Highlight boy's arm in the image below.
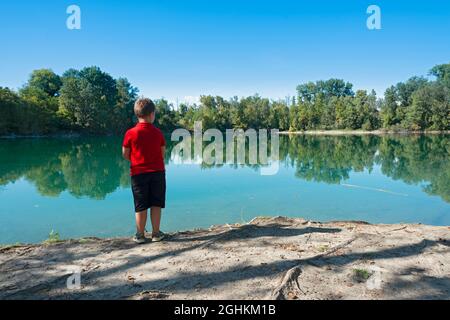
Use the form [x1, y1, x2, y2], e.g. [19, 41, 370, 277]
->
[160, 131, 166, 160]
[122, 147, 131, 161]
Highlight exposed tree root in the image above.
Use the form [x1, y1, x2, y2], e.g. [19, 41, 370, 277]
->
[269, 236, 358, 299]
[269, 265, 303, 300]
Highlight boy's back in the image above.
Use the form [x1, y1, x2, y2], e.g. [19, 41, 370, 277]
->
[123, 122, 166, 176]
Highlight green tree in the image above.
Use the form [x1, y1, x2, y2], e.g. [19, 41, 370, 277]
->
[380, 86, 399, 128]
[113, 78, 139, 132]
[59, 67, 118, 133]
[430, 63, 450, 88]
[396, 77, 428, 108]
[406, 83, 450, 130]
[27, 69, 62, 97]
[214, 96, 233, 130]
[154, 99, 178, 131]
[0, 87, 22, 134]
[296, 79, 354, 103]
[354, 90, 380, 131]
[269, 101, 290, 130]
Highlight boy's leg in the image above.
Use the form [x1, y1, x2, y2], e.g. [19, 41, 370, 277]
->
[149, 171, 166, 237]
[135, 210, 148, 235]
[150, 207, 161, 236]
[131, 173, 150, 236]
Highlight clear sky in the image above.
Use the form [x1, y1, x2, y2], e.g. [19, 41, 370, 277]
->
[1, 0, 449, 104]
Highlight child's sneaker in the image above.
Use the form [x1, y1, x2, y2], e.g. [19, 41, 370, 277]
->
[133, 232, 146, 244]
[152, 231, 166, 242]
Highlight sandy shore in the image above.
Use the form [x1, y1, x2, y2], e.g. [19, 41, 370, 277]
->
[0, 216, 449, 300]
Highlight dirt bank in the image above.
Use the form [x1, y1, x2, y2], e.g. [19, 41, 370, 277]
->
[0, 217, 449, 300]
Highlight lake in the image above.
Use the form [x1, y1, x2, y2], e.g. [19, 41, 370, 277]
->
[0, 134, 449, 244]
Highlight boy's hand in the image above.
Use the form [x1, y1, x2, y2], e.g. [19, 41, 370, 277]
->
[122, 147, 131, 161]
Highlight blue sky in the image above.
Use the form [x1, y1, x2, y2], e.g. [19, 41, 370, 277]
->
[1, 0, 449, 103]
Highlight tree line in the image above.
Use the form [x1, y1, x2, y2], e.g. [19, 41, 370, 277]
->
[0, 63, 449, 135]
[0, 67, 138, 135]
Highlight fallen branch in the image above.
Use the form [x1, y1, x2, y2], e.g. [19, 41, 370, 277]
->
[387, 226, 408, 233]
[321, 237, 358, 257]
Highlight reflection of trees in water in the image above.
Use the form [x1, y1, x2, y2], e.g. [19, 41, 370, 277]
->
[286, 135, 379, 184]
[285, 135, 450, 203]
[0, 138, 130, 200]
[0, 135, 449, 203]
[376, 135, 450, 203]
[59, 141, 130, 199]
[0, 139, 71, 196]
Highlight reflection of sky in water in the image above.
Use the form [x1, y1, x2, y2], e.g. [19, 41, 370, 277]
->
[0, 135, 449, 244]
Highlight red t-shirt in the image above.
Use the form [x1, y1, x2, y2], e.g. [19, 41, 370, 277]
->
[122, 122, 166, 176]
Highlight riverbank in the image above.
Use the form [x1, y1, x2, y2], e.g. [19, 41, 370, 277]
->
[0, 132, 82, 139]
[0, 216, 449, 300]
[2, 130, 450, 139]
[279, 130, 450, 136]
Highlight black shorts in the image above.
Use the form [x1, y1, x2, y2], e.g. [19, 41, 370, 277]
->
[131, 171, 166, 212]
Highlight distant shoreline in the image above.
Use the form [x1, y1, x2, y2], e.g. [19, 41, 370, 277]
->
[278, 130, 450, 136]
[0, 133, 84, 139]
[1, 130, 450, 139]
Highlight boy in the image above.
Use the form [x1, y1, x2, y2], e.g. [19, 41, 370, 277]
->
[122, 98, 166, 244]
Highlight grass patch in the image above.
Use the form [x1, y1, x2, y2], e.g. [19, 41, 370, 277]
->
[43, 230, 61, 244]
[317, 244, 329, 252]
[352, 268, 373, 282]
[78, 238, 94, 244]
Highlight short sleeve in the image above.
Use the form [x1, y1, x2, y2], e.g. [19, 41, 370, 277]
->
[123, 131, 131, 148]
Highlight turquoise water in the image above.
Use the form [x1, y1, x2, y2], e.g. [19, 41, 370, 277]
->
[0, 135, 449, 244]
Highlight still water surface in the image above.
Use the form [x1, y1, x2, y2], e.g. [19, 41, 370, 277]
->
[0, 134, 449, 244]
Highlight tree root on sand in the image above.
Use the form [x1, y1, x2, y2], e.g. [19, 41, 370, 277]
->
[269, 265, 303, 300]
[268, 236, 358, 300]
